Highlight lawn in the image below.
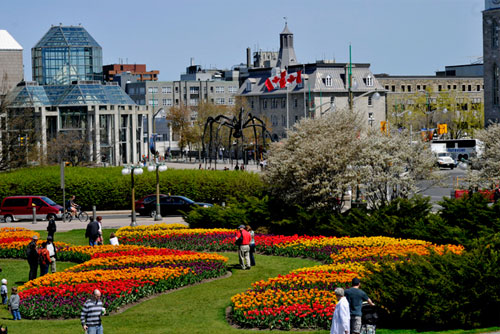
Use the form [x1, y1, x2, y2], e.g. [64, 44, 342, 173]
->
[0, 229, 498, 334]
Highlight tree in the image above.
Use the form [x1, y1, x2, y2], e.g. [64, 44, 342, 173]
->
[263, 108, 437, 212]
[467, 123, 500, 188]
[166, 104, 193, 154]
[0, 102, 39, 171]
[45, 131, 90, 166]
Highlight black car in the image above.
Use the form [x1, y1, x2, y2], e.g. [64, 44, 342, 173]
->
[139, 195, 213, 217]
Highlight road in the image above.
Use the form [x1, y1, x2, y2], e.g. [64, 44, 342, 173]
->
[419, 167, 466, 211]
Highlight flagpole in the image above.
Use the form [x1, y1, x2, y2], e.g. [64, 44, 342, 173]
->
[303, 64, 306, 118]
[286, 81, 289, 130]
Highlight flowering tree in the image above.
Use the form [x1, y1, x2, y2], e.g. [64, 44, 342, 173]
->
[264, 108, 437, 211]
[467, 124, 500, 188]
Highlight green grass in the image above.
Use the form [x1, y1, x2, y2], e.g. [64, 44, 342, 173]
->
[0, 229, 498, 334]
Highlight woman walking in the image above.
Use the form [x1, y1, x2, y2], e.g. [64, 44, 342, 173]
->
[245, 225, 256, 266]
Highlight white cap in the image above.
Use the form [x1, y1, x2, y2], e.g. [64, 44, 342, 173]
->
[1, 279, 6, 284]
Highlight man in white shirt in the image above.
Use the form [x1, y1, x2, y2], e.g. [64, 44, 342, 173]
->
[46, 236, 57, 273]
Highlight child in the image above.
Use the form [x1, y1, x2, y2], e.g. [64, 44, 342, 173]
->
[0, 279, 7, 305]
[0, 324, 7, 333]
[109, 232, 119, 246]
[8, 287, 20, 320]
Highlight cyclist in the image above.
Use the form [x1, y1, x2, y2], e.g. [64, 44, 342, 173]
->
[66, 195, 80, 218]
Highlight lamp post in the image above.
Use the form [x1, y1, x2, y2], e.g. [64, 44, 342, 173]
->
[122, 165, 144, 227]
[393, 110, 413, 144]
[147, 161, 167, 221]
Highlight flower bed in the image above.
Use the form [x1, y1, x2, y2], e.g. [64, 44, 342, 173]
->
[0, 227, 228, 319]
[117, 225, 464, 330]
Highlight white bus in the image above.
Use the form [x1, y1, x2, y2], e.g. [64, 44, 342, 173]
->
[431, 139, 483, 162]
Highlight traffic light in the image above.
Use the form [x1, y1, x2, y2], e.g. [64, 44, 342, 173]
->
[380, 121, 388, 134]
[437, 123, 448, 135]
[19, 136, 24, 146]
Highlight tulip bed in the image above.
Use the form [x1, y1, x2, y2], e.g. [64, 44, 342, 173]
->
[116, 224, 464, 330]
[0, 227, 228, 319]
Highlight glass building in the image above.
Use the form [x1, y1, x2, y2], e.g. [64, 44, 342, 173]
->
[32, 25, 103, 85]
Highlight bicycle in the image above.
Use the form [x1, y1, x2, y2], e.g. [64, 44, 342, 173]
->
[63, 207, 89, 222]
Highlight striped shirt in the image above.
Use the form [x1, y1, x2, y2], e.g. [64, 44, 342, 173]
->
[80, 298, 103, 327]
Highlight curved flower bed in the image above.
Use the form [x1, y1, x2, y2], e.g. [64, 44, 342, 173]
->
[117, 224, 464, 330]
[0, 227, 228, 319]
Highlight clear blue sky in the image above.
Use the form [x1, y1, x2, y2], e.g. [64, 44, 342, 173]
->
[1, 0, 484, 81]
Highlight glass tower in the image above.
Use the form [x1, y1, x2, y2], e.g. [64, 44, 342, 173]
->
[32, 25, 103, 85]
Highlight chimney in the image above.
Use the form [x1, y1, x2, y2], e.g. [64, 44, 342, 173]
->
[246, 47, 251, 68]
[190, 57, 195, 66]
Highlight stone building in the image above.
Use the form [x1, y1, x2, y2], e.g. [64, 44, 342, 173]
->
[483, 0, 500, 124]
[0, 30, 23, 97]
[238, 24, 385, 140]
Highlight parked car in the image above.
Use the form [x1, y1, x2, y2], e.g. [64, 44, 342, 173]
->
[0, 196, 63, 222]
[453, 189, 496, 202]
[138, 195, 213, 217]
[135, 194, 168, 213]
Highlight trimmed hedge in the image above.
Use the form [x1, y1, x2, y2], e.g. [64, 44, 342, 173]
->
[0, 166, 264, 210]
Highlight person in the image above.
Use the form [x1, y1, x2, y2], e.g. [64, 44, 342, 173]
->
[85, 217, 101, 247]
[46, 236, 57, 273]
[330, 287, 350, 334]
[1, 279, 7, 305]
[345, 278, 375, 334]
[8, 287, 20, 320]
[26, 235, 39, 280]
[81, 289, 105, 334]
[67, 195, 79, 217]
[96, 217, 103, 246]
[47, 217, 57, 240]
[109, 232, 119, 246]
[234, 163, 240, 171]
[235, 225, 251, 270]
[245, 225, 256, 266]
[0, 324, 7, 333]
[38, 241, 51, 276]
[240, 164, 245, 171]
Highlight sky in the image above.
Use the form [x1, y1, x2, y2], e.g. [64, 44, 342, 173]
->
[1, 0, 484, 81]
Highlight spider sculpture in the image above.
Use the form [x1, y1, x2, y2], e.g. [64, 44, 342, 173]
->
[202, 108, 273, 168]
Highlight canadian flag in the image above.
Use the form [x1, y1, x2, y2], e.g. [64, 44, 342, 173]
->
[265, 70, 302, 91]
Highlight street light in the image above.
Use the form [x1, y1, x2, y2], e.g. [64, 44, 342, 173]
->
[122, 165, 144, 227]
[393, 110, 413, 144]
[147, 161, 167, 221]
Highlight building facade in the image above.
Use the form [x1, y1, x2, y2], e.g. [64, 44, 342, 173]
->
[4, 81, 151, 166]
[32, 25, 103, 85]
[126, 64, 240, 155]
[238, 25, 385, 140]
[103, 64, 159, 83]
[483, 0, 500, 124]
[0, 30, 23, 97]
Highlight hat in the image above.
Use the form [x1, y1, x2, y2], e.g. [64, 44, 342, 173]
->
[352, 277, 360, 286]
[238, 225, 245, 229]
[1, 279, 6, 284]
[32, 235, 39, 240]
[46, 236, 53, 241]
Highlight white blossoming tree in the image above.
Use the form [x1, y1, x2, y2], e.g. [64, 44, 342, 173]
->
[263, 108, 437, 212]
[467, 123, 500, 188]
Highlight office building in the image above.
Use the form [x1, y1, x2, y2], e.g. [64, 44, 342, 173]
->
[0, 30, 23, 97]
[103, 64, 159, 83]
[483, 0, 500, 124]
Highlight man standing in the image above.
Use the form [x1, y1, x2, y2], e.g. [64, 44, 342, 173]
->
[330, 287, 350, 334]
[26, 235, 39, 280]
[235, 225, 251, 270]
[345, 278, 375, 334]
[81, 289, 105, 334]
[46, 236, 57, 273]
[85, 218, 100, 246]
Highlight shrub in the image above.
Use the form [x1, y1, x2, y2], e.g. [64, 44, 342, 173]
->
[0, 166, 264, 210]
[363, 234, 500, 330]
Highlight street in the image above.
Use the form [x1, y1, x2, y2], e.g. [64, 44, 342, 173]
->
[419, 167, 467, 211]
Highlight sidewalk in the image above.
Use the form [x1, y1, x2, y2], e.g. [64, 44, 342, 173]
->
[163, 160, 263, 172]
[1, 211, 186, 231]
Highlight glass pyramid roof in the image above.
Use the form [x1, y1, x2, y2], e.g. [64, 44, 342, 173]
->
[33, 26, 101, 48]
[6, 82, 135, 107]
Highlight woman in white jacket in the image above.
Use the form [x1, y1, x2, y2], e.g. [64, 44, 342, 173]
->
[331, 287, 350, 334]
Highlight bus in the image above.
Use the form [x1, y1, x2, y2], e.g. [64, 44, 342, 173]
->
[431, 139, 483, 162]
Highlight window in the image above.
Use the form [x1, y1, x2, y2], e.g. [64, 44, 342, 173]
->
[401, 85, 405, 92]
[365, 75, 373, 87]
[148, 87, 158, 94]
[263, 100, 268, 109]
[407, 85, 412, 92]
[423, 85, 427, 90]
[448, 85, 451, 90]
[325, 75, 333, 87]
[477, 85, 481, 91]
[175, 87, 179, 93]
[493, 20, 499, 49]
[281, 99, 286, 108]
[416, 85, 421, 91]
[215, 98, 225, 105]
[494, 64, 499, 106]
[391, 85, 395, 92]
[438, 85, 442, 91]
[129, 87, 136, 94]
[215, 86, 224, 93]
[468, 85, 472, 92]
[250, 100, 254, 109]
[368, 95, 373, 106]
[228, 98, 235, 105]
[163, 99, 173, 106]
[190, 98, 199, 106]
[228, 86, 237, 93]
[462, 85, 466, 91]
[190, 87, 199, 94]
[453, 85, 456, 90]
[162, 87, 172, 94]
[385, 85, 389, 90]
[246, 81, 252, 91]
[294, 98, 298, 108]
[148, 99, 158, 106]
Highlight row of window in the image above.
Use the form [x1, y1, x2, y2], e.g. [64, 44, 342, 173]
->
[385, 84, 483, 93]
[145, 86, 238, 94]
[146, 97, 235, 106]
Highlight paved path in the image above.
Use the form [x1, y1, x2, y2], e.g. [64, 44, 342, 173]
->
[1, 210, 187, 231]
[160, 160, 263, 172]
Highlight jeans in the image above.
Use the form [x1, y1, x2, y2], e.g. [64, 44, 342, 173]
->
[28, 261, 38, 280]
[89, 238, 97, 247]
[40, 263, 49, 276]
[11, 309, 21, 320]
[249, 243, 256, 266]
[1, 294, 7, 304]
[87, 325, 103, 334]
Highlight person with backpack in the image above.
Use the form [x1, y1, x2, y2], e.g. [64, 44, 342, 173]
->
[38, 242, 51, 276]
[26, 235, 39, 280]
[47, 217, 57, 240]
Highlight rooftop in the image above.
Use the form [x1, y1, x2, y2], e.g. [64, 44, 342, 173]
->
[0, 30, 23, 51]
[33, 25, 101, 49]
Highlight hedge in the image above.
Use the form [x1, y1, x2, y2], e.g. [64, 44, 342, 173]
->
[0, 166, 265, 210]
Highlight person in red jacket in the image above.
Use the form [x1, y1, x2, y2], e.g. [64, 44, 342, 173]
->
[38, 242, 51, 276]
[235, 225, 252, 270]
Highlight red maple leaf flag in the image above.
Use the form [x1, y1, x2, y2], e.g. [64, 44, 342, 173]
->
[286, 70, 302, 85]
[296, 70, 302, 84]
[279, 70, 287, 88]
[265, 72, 282, 91]
[265, 78, 275, 91]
